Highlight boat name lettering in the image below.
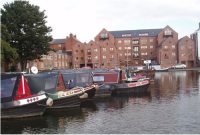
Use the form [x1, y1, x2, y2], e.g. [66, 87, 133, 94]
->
[128, 80, 149, 87]
[17, 95, 47, 106]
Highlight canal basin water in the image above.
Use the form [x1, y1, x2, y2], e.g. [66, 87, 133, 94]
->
[1, 70, 200, 134]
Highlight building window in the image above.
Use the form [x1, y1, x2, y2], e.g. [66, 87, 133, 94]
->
[132, 40, 139, 44]
[118, 40, 122, 44]
[133, 46, 139, 52]
[118, 47, 122, 50]
[149, 39, 154, 42]
[172, 53, 176, 56]
[172, 45, 175, 48]
[102, 48, 106, 52]
[100, 33, 108, 39]
[94, 63, 98, 68]
[94, 49, 98, 52]
[127, 47, 131, 50]
[110, 48, 114, 51]
[164, 29, 172, 36]
[164, 54, 169, 59]
[140, 39, 147, 44]
[133, 53, 139, 58]
[103, 55, 106, 59]
[150, 45, 153, 49]
[124, 40, 131, 45]
[94, 56, 98, 59]
[141, 46, 148, 49]
[164, 46, 168, 49]
[141, 52, 147, 55]
[87, 49, 91, 52]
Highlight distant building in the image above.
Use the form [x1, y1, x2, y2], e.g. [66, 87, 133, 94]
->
[191, 23, 200, 66]
[88, 25, 178, 69]
[177, 36, 195, 67]
[28, 25, 197, 70]
[28, 50, 71, 71]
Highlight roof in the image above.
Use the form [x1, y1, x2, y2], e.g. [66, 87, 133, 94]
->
[49, 39, 65, 44]
[109, 28, 162, 38]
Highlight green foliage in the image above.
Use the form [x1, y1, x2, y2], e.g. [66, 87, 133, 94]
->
[1, 24, 11, 42]
[1, 0, 52, 70]
[1, 40, 18, 64]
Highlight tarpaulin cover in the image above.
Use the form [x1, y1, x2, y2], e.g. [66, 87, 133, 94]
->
[1, 74, 19, 102]
[93, 72, 119, 84]
[62, 72, 93, 89]
[25, 72, 58, 94]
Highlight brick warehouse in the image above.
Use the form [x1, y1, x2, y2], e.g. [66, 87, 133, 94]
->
[29, 25, 196, 70]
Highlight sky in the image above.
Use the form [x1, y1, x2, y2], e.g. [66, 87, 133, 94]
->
[1, 0, 200, 42]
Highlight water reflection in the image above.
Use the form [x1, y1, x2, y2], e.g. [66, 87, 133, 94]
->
[1, 70, 200, 134]
[153, 71, 199, 101]
[1, 116, 48, 134]
[94, 92, 151, 111]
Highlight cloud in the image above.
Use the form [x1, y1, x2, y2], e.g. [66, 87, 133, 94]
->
[1, 0, 200, 42]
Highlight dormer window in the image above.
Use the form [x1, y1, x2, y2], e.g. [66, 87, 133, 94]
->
[100, 33, 108, 40]
[164, 29, 172, 36]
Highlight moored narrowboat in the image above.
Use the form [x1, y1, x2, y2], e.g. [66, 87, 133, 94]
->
[1, 73, 47, 119]
[60, 69, 98, 101]
[92, 69, 119, 97]
[25, 72, 85, 112]
[92, 68, 150, 96]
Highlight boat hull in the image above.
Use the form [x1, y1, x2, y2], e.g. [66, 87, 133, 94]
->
[111, 80, 150, 96]
[46, 94, 81, 111]
[84, 87, 96, 99]
[1, 95, 47, 119]
[95, 84, 113, 98]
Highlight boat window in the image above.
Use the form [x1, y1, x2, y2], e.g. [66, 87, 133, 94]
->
[76, 73, 91, 83]
[26, 73, 57, 94]
[1, 77, 17, 98]
[93, 76, 104, 82]
[45, 76, 57, 90]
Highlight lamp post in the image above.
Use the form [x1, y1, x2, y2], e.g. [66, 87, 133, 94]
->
[126, 45, 129, 69]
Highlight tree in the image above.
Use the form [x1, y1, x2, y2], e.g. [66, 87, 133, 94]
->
[1, 24, 19, 71]
[1, 40, 19, 67]
[1, 1, 52, 71]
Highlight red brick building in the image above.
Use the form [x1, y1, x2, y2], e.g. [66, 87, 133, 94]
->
[28, 25, 196, 70]
[177, 36, 195, 67]
[87, 26, 179, 69]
